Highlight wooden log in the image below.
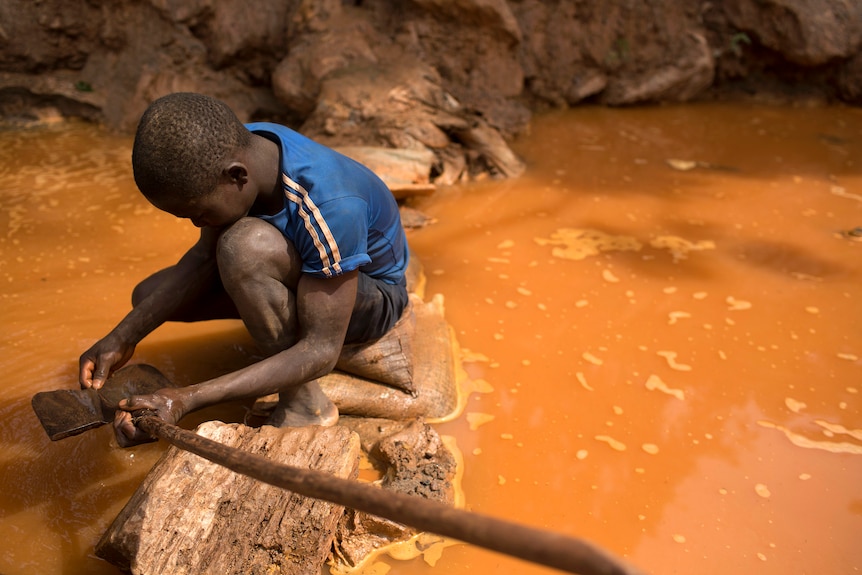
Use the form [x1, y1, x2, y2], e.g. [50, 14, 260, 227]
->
[96, 423, 361, 575]
[119, 417, 646, 575]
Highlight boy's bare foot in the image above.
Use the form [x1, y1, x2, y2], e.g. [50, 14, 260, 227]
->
[264, 381, 339, 428]
[265, 401, 339, 427]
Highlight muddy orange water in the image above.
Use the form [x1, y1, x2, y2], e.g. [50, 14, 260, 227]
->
[1, 103, 861, 575]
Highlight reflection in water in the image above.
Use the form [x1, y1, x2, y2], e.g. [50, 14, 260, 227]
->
[1, 104, 860, 575]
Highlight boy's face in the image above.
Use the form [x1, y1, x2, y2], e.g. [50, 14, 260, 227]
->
[152, 181, 251, 229]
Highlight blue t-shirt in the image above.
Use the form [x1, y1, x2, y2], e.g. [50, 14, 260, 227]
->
[246, 122, 408, 285]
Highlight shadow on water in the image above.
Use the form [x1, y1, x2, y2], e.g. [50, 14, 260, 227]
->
[0, 322, 263, 574]
[0, 324, 258, 478]
[728, 236, 853, 279]
[516, 103, 862, 182]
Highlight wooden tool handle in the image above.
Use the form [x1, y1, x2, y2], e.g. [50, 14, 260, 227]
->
[137, 416, 645, 575]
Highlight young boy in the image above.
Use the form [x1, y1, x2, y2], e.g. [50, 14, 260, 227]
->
[78, 93, 409, 447]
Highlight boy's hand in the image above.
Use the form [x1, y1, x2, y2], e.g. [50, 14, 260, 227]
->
[79, 333, 136, 390]
[113, 388, 186, 448]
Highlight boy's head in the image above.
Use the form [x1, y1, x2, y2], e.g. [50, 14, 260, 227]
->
[132, 93, 252, 204]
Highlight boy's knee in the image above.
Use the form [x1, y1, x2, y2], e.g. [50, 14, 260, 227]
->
[217, 217, 299, 281]
[217, 218, 268, 260]
[217, 218, 271, 264]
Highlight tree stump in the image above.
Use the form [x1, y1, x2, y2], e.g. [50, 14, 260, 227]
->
[96, 423, 361, 575]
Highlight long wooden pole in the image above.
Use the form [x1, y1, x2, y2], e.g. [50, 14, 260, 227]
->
[137, 416, 646, 575]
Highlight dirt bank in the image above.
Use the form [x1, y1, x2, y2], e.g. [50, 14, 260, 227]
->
[2, 0, 859, 183]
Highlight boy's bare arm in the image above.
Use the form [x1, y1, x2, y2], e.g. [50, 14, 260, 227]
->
[118, 270, 359, 423]
[79, 227, 222, 389]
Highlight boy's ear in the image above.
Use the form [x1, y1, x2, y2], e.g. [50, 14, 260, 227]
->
[224, 162, 249, 185]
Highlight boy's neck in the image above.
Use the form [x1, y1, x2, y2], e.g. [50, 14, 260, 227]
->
[248, 135, 284, 216]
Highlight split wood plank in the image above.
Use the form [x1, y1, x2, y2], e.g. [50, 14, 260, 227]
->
[96, 423, 361, 575]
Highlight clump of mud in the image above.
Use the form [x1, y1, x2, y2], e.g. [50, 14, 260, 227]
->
[331, 417, 459, 571]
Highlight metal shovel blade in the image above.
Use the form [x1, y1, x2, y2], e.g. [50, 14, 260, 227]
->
[31, 388, 108, 440]
[31, 364, 174, 441]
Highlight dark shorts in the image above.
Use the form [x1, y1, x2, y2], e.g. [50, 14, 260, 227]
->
[345, 273, 409, 344]
[152, 263, 407, 344]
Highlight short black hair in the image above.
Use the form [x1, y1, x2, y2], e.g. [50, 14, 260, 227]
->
[132, 93, 252, 202]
